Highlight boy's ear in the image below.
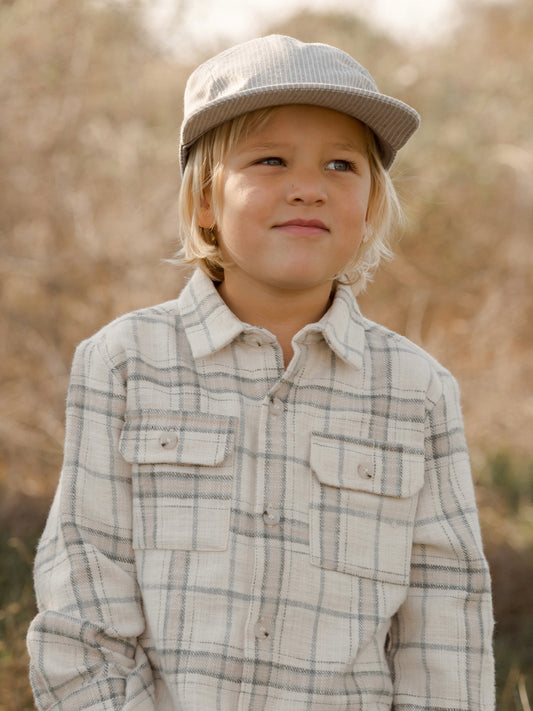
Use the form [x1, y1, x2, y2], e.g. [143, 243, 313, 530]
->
[197, 192, 215, 229]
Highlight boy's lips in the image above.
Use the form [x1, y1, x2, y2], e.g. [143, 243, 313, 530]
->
[275, 219, 329, 234]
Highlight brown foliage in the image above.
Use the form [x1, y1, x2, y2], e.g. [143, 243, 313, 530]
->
[0, 0, 191, 499]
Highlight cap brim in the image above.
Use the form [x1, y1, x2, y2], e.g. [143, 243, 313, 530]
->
[180, 85, 420, 172]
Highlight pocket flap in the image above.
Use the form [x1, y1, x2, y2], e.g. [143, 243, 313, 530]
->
[310, 434, 424, 498]
[119, 411, 235, 466]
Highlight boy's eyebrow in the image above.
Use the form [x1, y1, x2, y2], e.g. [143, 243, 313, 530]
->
[242, 140, 366, 154]
[330, 141, 367, 155]
[242, 141, 287, 152]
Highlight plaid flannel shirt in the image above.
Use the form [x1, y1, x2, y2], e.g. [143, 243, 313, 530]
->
[27, 269, 495, 710]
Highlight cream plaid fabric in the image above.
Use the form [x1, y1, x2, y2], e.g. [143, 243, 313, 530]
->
[27, 269, 495, 710]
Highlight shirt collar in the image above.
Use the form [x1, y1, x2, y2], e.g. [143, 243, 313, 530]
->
[300, 282, 365, 369]
[178, 270, 245, 359]
[178, 270, 365, 369]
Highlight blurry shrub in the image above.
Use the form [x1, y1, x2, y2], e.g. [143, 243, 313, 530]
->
[0, 485, 45, 710]
[0, 533, 37, 710]
[476, 450, 533, 710]
[0, 0, 191, 499]
[487, 536, 533, 710]
[481, 451, 533, 513]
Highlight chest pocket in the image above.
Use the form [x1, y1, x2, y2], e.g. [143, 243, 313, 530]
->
[309, 434, 424, 586]
[119, 412, 235, 551]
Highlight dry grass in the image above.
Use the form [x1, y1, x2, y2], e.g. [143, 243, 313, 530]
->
[1, 0, 532, 707]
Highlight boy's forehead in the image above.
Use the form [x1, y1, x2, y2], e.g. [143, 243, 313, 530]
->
[237, 105, 369, 148]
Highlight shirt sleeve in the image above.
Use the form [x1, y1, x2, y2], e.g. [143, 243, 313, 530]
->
[388, 369, 495, 710]
[26, 336, 156, 711]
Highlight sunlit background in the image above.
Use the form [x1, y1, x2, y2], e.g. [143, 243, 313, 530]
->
[145, 0, 461, 55]
[1, 0, 532, 707]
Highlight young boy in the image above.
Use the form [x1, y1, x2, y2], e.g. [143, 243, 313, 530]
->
[27, 35, 495, 710]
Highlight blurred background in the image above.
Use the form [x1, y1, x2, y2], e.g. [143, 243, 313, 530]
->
[0, 0, 532, 707]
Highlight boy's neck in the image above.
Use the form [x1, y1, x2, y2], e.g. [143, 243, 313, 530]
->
[217, 278, 335, 366]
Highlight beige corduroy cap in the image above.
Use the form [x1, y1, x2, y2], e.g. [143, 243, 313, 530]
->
[179, 34, 420, 173]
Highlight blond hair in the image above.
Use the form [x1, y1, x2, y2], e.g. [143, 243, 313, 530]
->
[175, 107, 404, 294]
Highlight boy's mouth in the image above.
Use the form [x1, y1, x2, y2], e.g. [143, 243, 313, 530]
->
[275, 219, 329, 234]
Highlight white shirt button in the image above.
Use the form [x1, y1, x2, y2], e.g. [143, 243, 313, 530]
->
[269, 397, 284, 416]
[357, 463, 372, 479]
[263, 508, 280, 527]
[242, 333, 262, 347]
[159, 433, 178, 449]
[254, 618, 271, 640]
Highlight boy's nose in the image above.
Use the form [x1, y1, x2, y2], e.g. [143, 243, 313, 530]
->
[286, 170, 327, 205]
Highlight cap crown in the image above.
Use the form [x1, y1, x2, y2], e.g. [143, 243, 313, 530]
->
[180, 35, 420, 172]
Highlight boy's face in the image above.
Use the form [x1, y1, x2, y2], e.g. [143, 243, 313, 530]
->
[199, 104, 372, 307]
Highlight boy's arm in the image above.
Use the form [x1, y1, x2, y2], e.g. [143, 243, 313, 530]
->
[388, 371, 495, 711]
[27, 336, 156, 711]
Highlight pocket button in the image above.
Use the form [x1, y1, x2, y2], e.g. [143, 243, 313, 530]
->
[254, 618, 271, 640]
[358, 463, 373, 479]
[159, 433, 178, 449]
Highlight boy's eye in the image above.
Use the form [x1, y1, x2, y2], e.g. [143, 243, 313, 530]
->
[326, 159, 355, 172]
[259, 157, 284, 166]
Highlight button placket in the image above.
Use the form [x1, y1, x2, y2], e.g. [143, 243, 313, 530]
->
[245, 383, 289, 668]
